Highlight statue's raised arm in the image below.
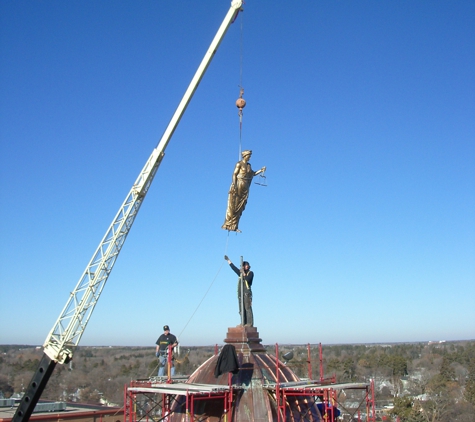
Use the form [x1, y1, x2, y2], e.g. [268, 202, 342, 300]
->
[254, 166, 266, 176]
[221, 150, 266, 233]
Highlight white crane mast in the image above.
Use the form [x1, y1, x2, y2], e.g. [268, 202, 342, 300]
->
[44, 0, 243, 364]
[13, 2, 243, 421]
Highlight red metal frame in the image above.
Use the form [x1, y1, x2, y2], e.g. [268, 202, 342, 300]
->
[368, 379, 376, 422]
[124, 375, 234, 422]
[124, 343, 376, 422]
[307, 343, 313, 380]
[274, 344, 285, 422]
[166, 346, 171, 382]
[272, 343, 375, 422]
[319, 343, 324, 382]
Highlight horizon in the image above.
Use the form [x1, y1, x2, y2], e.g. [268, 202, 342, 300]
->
[2, 338, 474, 349]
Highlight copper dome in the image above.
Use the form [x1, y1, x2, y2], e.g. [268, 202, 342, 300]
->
[169, 326, 322, 422]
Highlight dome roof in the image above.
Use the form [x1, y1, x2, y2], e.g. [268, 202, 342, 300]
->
[169, 326, 322, 422]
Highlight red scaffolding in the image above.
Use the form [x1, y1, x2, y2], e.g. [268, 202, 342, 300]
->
[124, 343, 376, 422]
[125, 379, 235, 422]
[272, 344, 376, 422]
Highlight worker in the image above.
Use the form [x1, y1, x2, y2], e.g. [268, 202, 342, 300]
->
[155, 325, 178, 376]
[317, 402, 340, 421]
[224, 255, 254, 327]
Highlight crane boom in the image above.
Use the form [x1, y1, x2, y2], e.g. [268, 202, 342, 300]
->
[12, 2, 243, 421]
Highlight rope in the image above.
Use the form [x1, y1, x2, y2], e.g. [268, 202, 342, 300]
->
[148, 363, 159, 378]
[148, 236, 230, 378]
[176, 234, 230, 341]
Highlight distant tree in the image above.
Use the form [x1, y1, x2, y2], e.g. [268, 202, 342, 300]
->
[464, 357, 475, 405]
[389, 355, 408, 397]
[426, 355, 459, 400]
[438, 355, 456, 383]
[422, 367, 461, 422]
[326, 357, 341, 374]
[408, 405, 426, 422]
[43, 365, 66, 401]
[0, 374, 14, 398]
[417, 393, 453, 422]
[453, 362, 468, 386]
[451, 401, 475, 422]
[119, 364, 132, 376]
[391, 396, 413, 421]
[80, 349, 94, 358]
[341, 357, 356, 381]
[79, 386, 101, 404]
[390, 355, 408, 377]
[12, 369, 35, 394]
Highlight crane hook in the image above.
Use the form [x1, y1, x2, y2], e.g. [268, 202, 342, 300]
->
[236, 87, 246, 117]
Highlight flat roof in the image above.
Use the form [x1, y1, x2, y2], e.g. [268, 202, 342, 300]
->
[0, 402, 122, 422]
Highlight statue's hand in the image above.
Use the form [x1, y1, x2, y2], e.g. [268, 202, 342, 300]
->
[224, 255, 229, 261]
[262, 166, 266, 172]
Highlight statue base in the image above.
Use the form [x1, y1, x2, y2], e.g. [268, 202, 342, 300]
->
[224, 325, 266, 355]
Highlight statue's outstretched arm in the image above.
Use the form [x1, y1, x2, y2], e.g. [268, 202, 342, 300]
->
[254, 166, 266, 176]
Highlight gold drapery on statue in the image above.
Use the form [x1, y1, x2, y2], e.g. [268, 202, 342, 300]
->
[221, 150, 266, 232]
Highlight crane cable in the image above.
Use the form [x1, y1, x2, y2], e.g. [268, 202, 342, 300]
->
[235, 13, 265, 187]
[166, 17, 246, 352]
[236, 10, 245, 159]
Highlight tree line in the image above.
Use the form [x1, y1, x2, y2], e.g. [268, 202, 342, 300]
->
[1, 341, 474, 421]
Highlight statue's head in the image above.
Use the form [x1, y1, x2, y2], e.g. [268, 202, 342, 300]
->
[241, 150, 252, 158]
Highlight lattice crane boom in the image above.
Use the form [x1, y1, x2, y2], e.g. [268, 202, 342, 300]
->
[13, 2, 243, 421]
[42, 149, 164, 365]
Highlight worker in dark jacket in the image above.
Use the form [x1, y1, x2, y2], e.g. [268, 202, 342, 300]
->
[224, 255, 254, 327]
[155, 325, 178, 376]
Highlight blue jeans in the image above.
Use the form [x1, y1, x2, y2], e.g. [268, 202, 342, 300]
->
[158, 354, 175, 376]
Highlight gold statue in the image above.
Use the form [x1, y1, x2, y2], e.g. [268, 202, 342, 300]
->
[221, 150, 266, 232]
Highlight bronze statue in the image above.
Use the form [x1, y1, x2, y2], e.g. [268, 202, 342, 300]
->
[221, 150, 266, 232]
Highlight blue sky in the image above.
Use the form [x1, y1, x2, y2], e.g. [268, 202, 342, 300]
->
[1, 0, 474, 348]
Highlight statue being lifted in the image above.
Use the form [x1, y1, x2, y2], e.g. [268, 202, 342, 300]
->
[221, 150, 266, 232]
